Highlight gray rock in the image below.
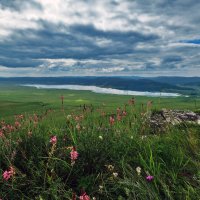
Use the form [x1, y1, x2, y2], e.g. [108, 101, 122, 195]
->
[148, 109, 200, 133]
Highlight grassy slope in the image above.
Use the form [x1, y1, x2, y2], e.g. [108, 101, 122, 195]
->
[0, 85, 199, 119]
[0, 85, 200, 199]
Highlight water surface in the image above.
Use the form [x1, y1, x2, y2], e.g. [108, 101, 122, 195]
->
[22, 84, 181, 97]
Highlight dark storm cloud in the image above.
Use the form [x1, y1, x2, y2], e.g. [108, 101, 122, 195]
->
[0, 22, 159, 68]
[70, 24, 159, 43]
[162, 55, 183, 64]
[0, 56, 43, 68]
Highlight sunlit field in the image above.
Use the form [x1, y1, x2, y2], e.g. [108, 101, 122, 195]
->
[0, 85, 199, 119]
[0, 86, 200, 199]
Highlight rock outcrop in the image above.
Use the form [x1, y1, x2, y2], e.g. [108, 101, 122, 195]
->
[148, 109, 200, 133]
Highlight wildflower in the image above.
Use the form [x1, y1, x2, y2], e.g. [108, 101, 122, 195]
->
[105, 164, 114, 171]
[113, 172, 118, 178]
[76, 123, 81, 131]
[122, 111, 127, 116]
[79, 192, 90, 200]
[109, 116, 115, 126]
[117, 114, 122, 121]
[146, 175, 154, 181]
[136, 166, 141, 176]
[3, 166, 15, 181]
[70, 147, 79, 165]
[33, 114, 38, 123]
[50, 136, 57, 145]
[99, 135, 103, 140]
[6, 124, 14, 132]
[67, 115, 72, 120]
[0, 130, 3, 137]
[15, 114, 24, 121]
[75, 116, 80, 121]
[19, 114, 24, 119]
[3, 170, 11, 181]
[141, 135, 147, 140]
[99, 185, 103, 193]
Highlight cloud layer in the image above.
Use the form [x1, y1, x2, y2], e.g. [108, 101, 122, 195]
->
[0, 0, 200, 77]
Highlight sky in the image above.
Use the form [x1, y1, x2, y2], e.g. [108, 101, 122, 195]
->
[0, 0, 200, 77]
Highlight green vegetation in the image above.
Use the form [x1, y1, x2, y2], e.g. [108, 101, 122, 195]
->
[0, 85, 199, 119]
[0, 85, 200, 199]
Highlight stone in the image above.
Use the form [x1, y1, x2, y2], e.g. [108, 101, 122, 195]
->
[148, 109, 200, 133]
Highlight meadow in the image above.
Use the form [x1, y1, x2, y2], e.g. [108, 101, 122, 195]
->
[0, 85, 200, 199]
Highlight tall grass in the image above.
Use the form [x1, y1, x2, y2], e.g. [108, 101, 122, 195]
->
[0, 101, 200, 199]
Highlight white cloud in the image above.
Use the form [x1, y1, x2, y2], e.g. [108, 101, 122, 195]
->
[0, 5, 41, 39]
[101, 67, 124, 73]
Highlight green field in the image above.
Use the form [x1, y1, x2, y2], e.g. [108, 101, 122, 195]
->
[0, 85, 199, 119]
[0, 85, 200, 199]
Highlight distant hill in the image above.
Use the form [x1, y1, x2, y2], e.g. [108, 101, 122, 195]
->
[0, 76, 197, 94]
[149, 76, 200, 85]
[183, 81, 200, 87]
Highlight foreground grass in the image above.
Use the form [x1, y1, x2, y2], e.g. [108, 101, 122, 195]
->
[0, 93, 200, 199]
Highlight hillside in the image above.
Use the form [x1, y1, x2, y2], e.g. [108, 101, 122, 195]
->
[0, 86, 200, 199]
[0, 76, 196, 94]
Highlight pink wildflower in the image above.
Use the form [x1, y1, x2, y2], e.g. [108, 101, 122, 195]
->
[0, 130, 3, 137]
[146, 175, 154, 181]
[109, 116, 115, 126]
[117, 114, 122, 121]
[75, 116, 80, 121]
[33, 114, 39, 124]
[19, 114, 24, 119]
[3, 170, 11, 181]
[80, 192, 90, 200]
[15, 121, 21, 128]
[122, 111, 127, 116]
[70, 147, 79, 161]
[50, 136, 57, 145]
[6, 124, 14, 132]
[3, 166, 15, 181]
[15, 114, 24, 121]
